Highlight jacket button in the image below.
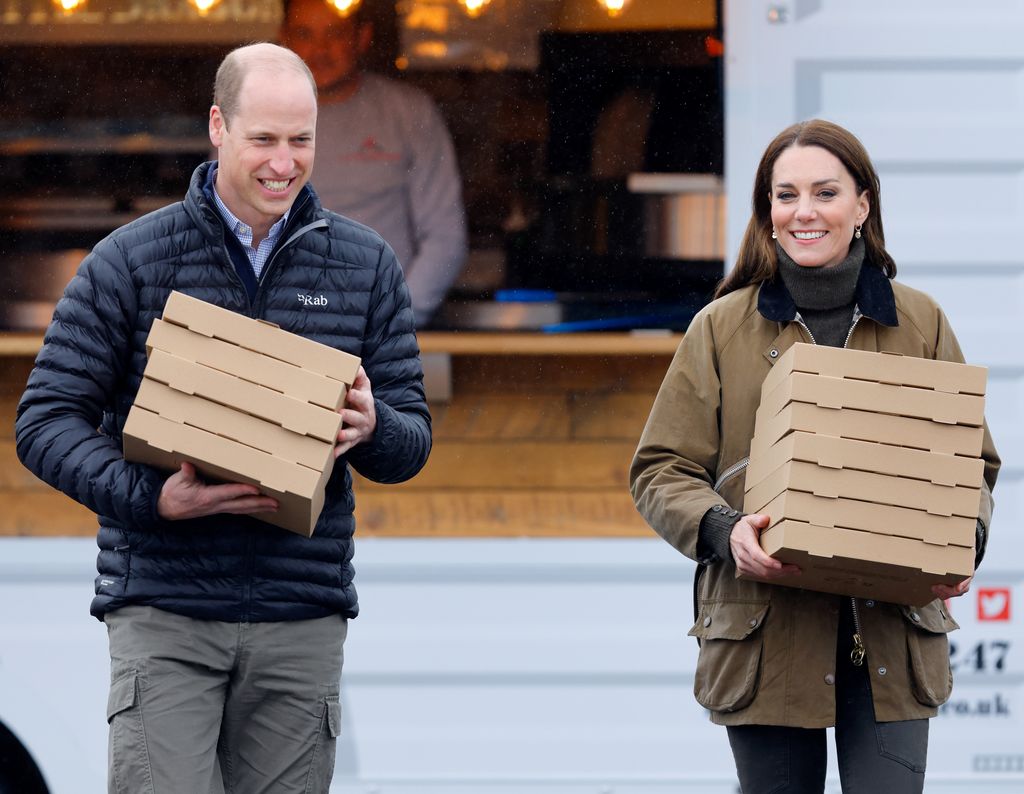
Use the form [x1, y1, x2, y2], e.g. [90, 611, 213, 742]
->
[824, 673, 835, 686]
[748, 618, 758, 628]
[877, 667, 887, 676]
[769, 348, 779, 358]
[910, 612, 921, 623]
[865, 600, 875, 608]
[703, 616, 712, 627]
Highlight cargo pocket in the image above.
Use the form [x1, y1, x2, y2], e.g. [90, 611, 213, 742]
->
[305, 695, 341, 794]
[106, 668, 151, 794]
[902, 603, 958, 707]
[106, 668, 139, 725]
[689, 600, 770, 713]
[324, 695, 342, 739]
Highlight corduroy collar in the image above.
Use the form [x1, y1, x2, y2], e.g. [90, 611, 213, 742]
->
[757, 263, 899, 327]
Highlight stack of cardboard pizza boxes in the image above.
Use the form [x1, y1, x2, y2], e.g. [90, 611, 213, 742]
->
[123, 291, 360, 537]
[741, 343, 987, 605]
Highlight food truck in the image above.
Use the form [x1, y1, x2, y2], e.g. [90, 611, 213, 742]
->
[1, 1, 1020, 791]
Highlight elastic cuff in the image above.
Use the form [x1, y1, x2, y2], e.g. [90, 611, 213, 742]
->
[697, 504, 743, 564]
[974, 518, 987, 569]
[132, 468, 171, 531]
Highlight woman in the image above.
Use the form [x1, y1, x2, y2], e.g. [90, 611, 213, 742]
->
[629, 119, 999, 793]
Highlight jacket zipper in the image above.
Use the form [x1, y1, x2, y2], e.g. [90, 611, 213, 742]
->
[793, 312, 817, 345]
[245, 215, 327, 617]
[843, 308, 864, 349]
[242, 533, 254, 623]
[209, 215, 254, 309]
[843, 308, 865, 664]
[251, 191, 327, 312]
[850, 600, 867, 666]
[713, 457, 749, 493]
[795, 307, 866, 665]
[210, 198, 325, 618]
[256, 219, 327, 292]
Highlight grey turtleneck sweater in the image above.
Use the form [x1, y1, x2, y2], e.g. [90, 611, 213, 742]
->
[696, 239, 865, 563]
[777, 237, 864, 347]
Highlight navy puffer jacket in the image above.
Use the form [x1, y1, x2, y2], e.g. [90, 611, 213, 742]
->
[15, 162, 431, 623]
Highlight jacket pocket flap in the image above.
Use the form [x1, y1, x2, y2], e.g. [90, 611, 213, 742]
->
[900, 603, 959, 634]
[106, 672, 138, 723]
[902, 602, 957, 707]
[689, 601, 770, 641]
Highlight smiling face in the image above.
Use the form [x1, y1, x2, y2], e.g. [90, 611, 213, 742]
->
[769, 144, 870, 268]
[209, 66, 317, 240]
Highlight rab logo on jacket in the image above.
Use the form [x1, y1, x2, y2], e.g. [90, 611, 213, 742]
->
[977, 587, 1011, 621]
[297, 293, 328, 307]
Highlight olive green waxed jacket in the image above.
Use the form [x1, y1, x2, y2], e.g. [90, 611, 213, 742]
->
[630, 266, 1000, 728]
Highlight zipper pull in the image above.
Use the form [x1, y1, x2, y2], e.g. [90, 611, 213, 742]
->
[850, 633, 866, 667]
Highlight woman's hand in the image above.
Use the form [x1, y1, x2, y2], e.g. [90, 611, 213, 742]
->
[932, 577, 972, 600]
[730, 513, 801, 579]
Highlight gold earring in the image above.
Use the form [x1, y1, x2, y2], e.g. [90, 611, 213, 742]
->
[855, 224, 862, 239]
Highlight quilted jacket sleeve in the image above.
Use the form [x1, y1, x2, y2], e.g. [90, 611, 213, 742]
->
[15, 235, 168, 531]
[345, 241, 432, 483]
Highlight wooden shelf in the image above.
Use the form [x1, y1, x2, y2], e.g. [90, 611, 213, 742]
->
[1, 331, 682, 358]
[0, 135, 211, 156]
[0, 334, 43, 357]
[0, 19, 277, 46]
[417, 331, 682, 356]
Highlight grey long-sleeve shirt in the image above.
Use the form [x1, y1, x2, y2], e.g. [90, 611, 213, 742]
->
[311, 73, 468, 326]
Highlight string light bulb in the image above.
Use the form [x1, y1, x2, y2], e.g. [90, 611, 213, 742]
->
[596, 0, 631, 17]
[187, 0, 222, 15]
[326, 0, 362, 16]
[52, 0, 86, 13]
[458, 0, 493, 18]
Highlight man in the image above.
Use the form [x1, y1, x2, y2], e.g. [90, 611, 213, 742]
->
[15, 43, 431, 793]
[282, 0, 468, 326]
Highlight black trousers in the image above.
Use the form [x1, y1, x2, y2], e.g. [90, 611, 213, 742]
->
[726, 602, 929, 794]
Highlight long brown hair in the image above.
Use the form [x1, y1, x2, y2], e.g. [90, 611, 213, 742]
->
[715, 119, 896, 299]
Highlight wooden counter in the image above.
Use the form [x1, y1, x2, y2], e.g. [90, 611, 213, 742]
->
[417, 331, 682, 356]
[0, 332, 681, 537]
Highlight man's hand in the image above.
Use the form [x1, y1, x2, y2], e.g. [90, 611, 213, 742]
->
[932, 576, 972, 600]
[730, 513, 801, 580]
[157, 461, 278, 521]
[335, 366, 377, 458]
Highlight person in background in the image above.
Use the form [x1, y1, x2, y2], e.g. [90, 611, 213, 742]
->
[282, 0, 468, 327]
[16, 43, 431, 793]
[630, 119, 999, 793]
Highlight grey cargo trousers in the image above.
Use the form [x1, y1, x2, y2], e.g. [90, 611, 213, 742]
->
[105, 605, 347, 794]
